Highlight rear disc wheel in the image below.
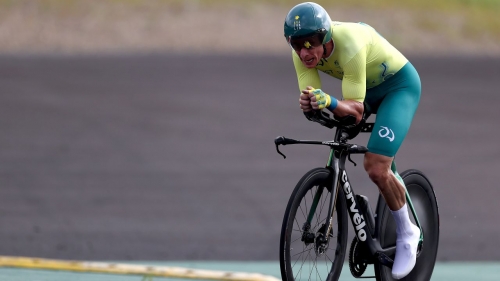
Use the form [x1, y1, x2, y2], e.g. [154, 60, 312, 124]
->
[375, 169, 440, 281]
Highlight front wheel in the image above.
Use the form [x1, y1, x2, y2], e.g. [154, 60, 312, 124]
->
[279, 168, 349, 281]
[374, 169, 440, 281]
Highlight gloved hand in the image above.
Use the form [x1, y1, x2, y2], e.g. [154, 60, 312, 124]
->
[307, 87, 332, 110]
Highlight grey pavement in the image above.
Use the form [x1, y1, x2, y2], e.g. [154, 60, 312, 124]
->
[0, 54, 499, 262]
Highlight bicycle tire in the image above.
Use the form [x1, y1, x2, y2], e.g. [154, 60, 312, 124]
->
[280, 168, 349, 281]
[374, 169, 440, 281]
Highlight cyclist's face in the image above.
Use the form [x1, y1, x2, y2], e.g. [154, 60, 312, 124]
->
[288, 35, 324, 68]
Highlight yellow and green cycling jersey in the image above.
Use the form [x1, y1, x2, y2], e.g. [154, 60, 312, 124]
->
[292, 21, 408, 102]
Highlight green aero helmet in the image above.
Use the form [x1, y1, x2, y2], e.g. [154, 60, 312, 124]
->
[284, 2, 332, 45]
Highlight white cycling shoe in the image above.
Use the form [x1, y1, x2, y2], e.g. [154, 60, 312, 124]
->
[392, 223, 420, 279]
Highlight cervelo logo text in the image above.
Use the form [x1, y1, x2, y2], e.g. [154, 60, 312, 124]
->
[341, 171, 367, 241]
[378, 126, 395, 142]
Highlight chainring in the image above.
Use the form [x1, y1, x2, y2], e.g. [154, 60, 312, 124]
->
[348, 237, 368, 278]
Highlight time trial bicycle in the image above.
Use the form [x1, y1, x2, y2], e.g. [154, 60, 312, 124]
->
[275, 110, 439, 281]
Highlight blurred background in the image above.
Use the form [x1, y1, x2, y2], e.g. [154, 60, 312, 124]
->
[1, 0, 500, 56]
[0, 0, 499, 269]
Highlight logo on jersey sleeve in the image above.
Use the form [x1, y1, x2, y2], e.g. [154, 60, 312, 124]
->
[378, 126, 395, 142]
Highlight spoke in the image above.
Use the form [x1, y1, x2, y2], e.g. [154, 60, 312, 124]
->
[308, 186, 316, 230]
[294, 217, 303, 234]
[293, 243, 321, 281]
[290, 183, 341, 281]
[307, 254, 319, 281]
[313, 186, 326, 228]
[311, 216, 328, 231]
[307, 186, 314, 211]
[315, 257, 324, 281]
[304, 190, 309, 223]
[291, 235, 302, 244]
[304, 251, 315, 281]
[291, 245, 314, 257]
[324, 255, 330, 276]
[298, 204, 307, 223]
[292, 239, 312, 269]
[293, 246, 313, 281]
[292, 225, 304, 234]
[325, 251, 334, 264]
[313, 189, 330, 230]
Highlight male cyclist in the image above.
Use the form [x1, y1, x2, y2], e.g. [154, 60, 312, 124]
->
[284, 2, 421, 279]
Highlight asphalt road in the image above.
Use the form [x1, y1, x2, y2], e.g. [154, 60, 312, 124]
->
[0, 54, 499, 262]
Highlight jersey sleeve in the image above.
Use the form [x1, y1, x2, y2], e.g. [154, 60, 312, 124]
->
[292, 52, 322, 94]
[341, 46, 367, 102]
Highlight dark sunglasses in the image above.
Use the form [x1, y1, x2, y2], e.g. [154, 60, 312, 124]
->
[287, 33, 325, 52]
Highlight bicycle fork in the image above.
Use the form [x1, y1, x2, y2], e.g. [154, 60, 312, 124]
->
[300, 159, 340, 255]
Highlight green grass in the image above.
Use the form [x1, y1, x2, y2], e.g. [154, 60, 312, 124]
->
[168, 0, 500, 41]
[3, 0, 498, 10]
[165, 0, 500, 10]
[1, 0, 499, 41]
[2, 0, 499, 14]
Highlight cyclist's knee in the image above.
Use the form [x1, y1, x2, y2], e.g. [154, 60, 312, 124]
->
[364, 152, 393, 187]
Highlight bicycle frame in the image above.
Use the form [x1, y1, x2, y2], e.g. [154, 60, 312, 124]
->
[275, 130, 424, 268]
[327, 144, 397, 265]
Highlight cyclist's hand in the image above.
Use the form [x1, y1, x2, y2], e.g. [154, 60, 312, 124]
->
[299, 86, 313, 112]
[307, 88, 332, 110]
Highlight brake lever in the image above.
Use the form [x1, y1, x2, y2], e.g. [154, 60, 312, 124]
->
[274, 136, 287, 159]
[275, 144, 286, 159]
[348, 154, 357, 166]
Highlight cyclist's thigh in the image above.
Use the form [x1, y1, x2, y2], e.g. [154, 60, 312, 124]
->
[367, 63, 421, 157]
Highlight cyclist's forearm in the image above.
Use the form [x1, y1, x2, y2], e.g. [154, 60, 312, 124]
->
[329, 100, 364, 124]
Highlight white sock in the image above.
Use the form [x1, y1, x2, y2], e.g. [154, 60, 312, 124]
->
[390, 203, 420, 279]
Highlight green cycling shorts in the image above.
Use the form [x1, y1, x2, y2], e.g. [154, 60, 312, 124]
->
[364, 62, 421, 157]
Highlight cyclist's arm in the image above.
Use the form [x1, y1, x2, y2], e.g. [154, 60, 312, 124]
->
[293, 51, 322, 91]
[330, 100, 364, 124]
[293, 52, 324, 112]
[329, 46, 367, 124]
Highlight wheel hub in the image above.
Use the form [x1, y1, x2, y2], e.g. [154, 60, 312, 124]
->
[314, 224, 331, 256]
[315, 233, 328, 255]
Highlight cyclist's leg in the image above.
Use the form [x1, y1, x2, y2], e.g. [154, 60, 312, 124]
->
[365, 66, 421, 157]
[365, 61, 421, 209]
[364, 61, 421, 279]
[364, 153, 405, 210]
